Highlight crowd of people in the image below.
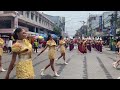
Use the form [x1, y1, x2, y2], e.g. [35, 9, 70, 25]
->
[0, 27, 120, 79]
[3, 28, 68, 79]
[67, 37, 103, 54]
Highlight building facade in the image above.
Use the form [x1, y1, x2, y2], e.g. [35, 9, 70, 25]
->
[87, 14, 100, 36]
[0, 11, 55, 36]
[42, 13, 65, 36]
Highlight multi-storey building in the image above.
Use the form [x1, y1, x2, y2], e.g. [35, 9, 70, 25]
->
[42, 13, 65, 36]
[0, 11, 55, 36]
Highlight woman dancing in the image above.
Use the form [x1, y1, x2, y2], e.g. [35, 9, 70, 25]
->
[5, 28, 35, 79]
[56, 36, 68, 65]
[0, 37, 6, 72]
[38, 34, 60, 77]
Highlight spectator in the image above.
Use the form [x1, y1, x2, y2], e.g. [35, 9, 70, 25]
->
[34, 40, 39, 53]
[8, 39, 13, 54]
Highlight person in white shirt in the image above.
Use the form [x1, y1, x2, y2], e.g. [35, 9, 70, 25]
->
[8, 39, 13, 53]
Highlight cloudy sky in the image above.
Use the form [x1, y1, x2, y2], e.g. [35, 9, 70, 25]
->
[40, 11, 108, 36]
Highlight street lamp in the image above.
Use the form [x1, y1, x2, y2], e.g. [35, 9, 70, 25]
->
[79, 21, 86, 25]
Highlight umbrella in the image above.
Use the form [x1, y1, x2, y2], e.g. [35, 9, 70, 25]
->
[51, 34, 58, 38]
[40, 34, 47, 38]
[38, 36, 44, 39]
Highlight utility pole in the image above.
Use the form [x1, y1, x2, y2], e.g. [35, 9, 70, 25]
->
[109, 13, 114, 36]
[109, 11, 118, 37]
[114, 11, 118, 37]
[79, 21, 86, 37]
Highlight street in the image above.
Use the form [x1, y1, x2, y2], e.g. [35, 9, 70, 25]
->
[0, 47, 120, 79]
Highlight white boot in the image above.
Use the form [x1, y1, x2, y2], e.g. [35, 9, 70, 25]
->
[112, 62, 118, 68]
[40, 69, 45, 76]
[64, 62, 68, 65]
[0, 67, 6, 72]
[54, 71, 60, 77]
[55, 58, 58, 61]
[117, 77, 120, 79]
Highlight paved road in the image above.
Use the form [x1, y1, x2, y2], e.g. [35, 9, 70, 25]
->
[0, 47, 120, 79]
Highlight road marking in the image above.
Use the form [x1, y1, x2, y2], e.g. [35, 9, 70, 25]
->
[33, 59, 48, 67]
[82, 56, 88, 79]
[96, 56, 113, 79]
[57, 54, 74, 75]
[108, 57, 116, 62]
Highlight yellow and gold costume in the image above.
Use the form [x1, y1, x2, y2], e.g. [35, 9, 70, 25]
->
[0, 38, 4, 56]
[12, 39, 34, 79]
[59, 40, 66, 54]
[47, 40, 56, 60]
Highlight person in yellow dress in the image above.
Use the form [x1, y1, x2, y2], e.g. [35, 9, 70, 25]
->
[37, 34, 60, 77]
[5, 28, 34, 79]
[56, 36, 68, 64]
[0, 37, 6, 72]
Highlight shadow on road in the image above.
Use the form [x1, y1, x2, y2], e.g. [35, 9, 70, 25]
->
[116, 68, 120, 70]
[55, 63, 66, 66]
[41, 75, 56, 79]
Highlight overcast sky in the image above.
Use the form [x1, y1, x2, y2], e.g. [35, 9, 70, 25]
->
[40, 11, 108, 36]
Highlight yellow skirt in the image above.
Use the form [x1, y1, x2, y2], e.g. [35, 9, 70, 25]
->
[0, 48, 3, 56]
[16, 59, 34, 79]
[48, 49, 56, 60]
[60, 46, 65, 54]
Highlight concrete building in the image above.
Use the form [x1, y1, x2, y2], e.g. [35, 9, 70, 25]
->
[77, 25, 88, 38]
[102, 11, 114, 28]
[0, 11, 55, 36]
[42, 13, 65, 36]
[87, 14, 100, 36]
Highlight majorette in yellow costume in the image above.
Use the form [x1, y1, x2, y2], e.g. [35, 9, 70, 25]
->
[0, 38, 4, 56]
[46, 39, 56, 60]
[59, 40, 66, 54]
[12, 39, 34, 79]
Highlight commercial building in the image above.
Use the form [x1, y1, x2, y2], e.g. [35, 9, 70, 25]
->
[0, 11, 55, 37]
[87, 14, 100, 36]
[42, 13, 65, 36]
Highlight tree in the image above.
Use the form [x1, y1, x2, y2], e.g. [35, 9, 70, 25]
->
[117, 30, 120, 35]
[53, 26, 62, 36]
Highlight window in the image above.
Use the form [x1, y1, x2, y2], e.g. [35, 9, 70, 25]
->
[39, 18, 41, 23]
[31, 13, 34, 20]
[26, 11, 29, 18]
[35, 15, 38, 22]
[19, 11, 23, 15]
[22, 11, 23, 15]
[42, 18, 44, 25]
[39, 15, 41, 23]
[0, 20, 11, 28]
[21, 11, 23, 15]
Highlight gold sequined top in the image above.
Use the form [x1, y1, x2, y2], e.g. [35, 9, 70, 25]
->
[47, 39, 56, 49]
[12, 39, 32, 61]
[0, 38, 4, 47]
[59, 39, 66, 53]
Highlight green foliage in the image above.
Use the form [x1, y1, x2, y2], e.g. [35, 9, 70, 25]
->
[53, 26, 61, 36]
